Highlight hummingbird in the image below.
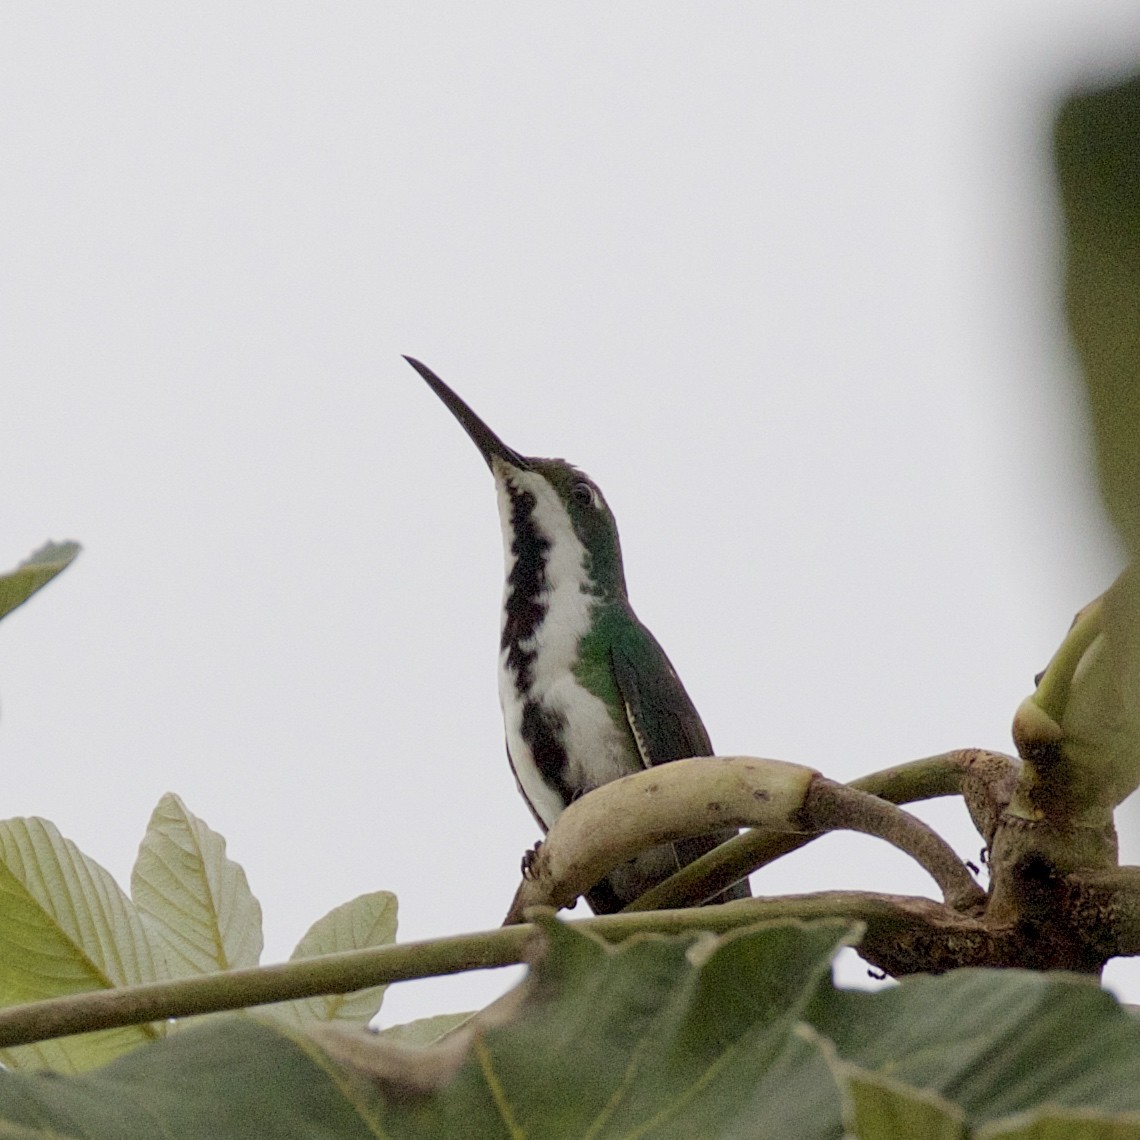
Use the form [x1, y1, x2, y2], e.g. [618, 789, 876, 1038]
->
[407, 356, 751, 914]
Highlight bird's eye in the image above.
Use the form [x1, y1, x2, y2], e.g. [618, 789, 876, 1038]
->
[571, 481, 595, 507]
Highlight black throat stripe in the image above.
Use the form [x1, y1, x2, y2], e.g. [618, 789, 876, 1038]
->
[501, 482, 549, 693]
[500, 482, 573, 806]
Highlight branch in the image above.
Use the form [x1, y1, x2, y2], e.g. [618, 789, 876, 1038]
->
[0, 926, 535, 1051]
[1066, 866, 1140, 957]
[629, 749, 1015, 911]
[0, 890, 987, 1050]
[503, 756, 985, 922]
[799, 779, 983, 911]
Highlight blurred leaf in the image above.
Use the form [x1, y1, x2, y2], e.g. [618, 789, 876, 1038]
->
[131, 793, 263, 978]
[1057, 71, 1140, 551]
[0, 817, 165, 1072]
[0, 541, 80, 624]
[1022, 74, 1140, 822]
[979, 1108, 1140, 1139]
[266, 892, 396, 1028]
[841, 1068, 966, 1140]
[374, 1011, 473, 1048]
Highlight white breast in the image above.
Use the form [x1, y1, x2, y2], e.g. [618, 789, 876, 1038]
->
[494, 465, 635, 830]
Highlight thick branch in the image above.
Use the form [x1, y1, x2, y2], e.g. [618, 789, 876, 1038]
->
[504, 755, 819, 922]
[504, 756, 985, 922]
[1066, 866, 1140, 957]
[629, 750, 1015, 911]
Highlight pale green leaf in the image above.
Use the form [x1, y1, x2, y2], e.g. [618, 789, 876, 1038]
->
[373, 1011, 473, 1048]
[267, 892, 396, 1028]
[131, 793, 263, 977]
[0, 817, 165, 1071]
[1, 1027, 163, 1078]
[0, 542, 79, 624]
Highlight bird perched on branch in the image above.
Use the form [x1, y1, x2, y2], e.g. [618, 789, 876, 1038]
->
[408, 356, 750, 913]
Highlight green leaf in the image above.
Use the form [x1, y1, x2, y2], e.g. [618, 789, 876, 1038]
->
[809, 968, 1140, 1125]
[374, 1011, 474, 1048]
[0, 542, 80, 624]
[131, 793, 263, 977]
[1011, 568, 1140, 820]
[840, 1067, 1140, 1139]
[1050, 74, 1140, 824]
[1057, 71, 1140, 553]
[0, 1018, 383, 1138]
[0, 817, 165, 1072]
[6, 922, 1140, 1134]
[841, 1067, 966, 1140]
[979, 1107, 1140, 1139]
[0, 919, 854, 1138]
[266, 892, 397, 1028]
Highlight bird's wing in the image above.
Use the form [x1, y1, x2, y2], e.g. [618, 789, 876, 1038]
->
[609, 622, 713, 768]
[609, 619, 751, 905]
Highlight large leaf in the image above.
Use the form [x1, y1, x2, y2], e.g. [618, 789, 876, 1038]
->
[0, 817, 165, 1072]
[0, 919, 852, 1137]
[267, 891, 397, 1028]
[4, 920, 1140, 1134]
[809, 968, 1140, 1124]
[0, 541, 80, 624]
[131, 793, 263, 977]
[0, 1018, 383, 1138]
[838, 1070, 1140, 1139]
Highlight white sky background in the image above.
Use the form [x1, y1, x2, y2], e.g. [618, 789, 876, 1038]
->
[2, 5, 1140, 1027]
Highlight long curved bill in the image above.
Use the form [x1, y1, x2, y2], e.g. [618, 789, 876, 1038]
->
[404, 356, 532, 471]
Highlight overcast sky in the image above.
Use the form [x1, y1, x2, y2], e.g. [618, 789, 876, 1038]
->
[3, 6, 1140, 1027]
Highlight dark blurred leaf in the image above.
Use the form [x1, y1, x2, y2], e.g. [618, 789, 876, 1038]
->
[1057, 72, 1140, 551]
[1037, 74, 1140, 821]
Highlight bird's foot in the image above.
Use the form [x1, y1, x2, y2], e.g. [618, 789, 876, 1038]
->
[521, 841, 543, 880]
